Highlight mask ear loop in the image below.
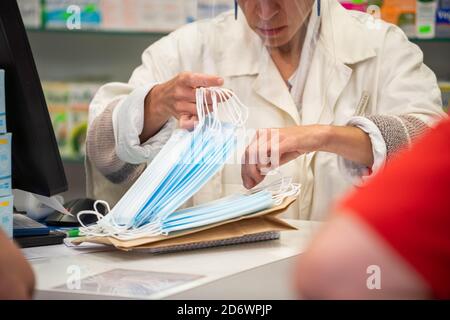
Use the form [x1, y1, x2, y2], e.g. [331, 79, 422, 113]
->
[210, 89, 222, 131]
[223, 90, 243, 126]
[213, 88, 240, 128]
[247, 177, 300, 205]
[77, 200, 111, 228]
[223, 88, 249, 127]
[270, 177, 301, 205]
[272, 183, 301, 205]
[78, 200, 131, 237]
[249, 177, 285, 194]
[196, 88, 205, 127]
[202, 88, 214, 130]
[216, 88, 240, 126]
[80, 203, 164, 239]
[201, 87, 249, 129]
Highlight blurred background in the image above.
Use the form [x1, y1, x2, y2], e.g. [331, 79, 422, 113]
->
[16, 0, 450, 201]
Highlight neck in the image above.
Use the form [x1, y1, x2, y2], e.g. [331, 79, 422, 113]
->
[268, 20, 309, 82]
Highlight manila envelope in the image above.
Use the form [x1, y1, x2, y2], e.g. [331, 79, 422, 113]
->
[72, 197, 298, 251]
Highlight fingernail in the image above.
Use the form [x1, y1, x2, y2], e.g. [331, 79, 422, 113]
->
[217, 78, 224, 85]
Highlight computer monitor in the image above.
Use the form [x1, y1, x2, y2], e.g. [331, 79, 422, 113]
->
[0, 0, 68, 196]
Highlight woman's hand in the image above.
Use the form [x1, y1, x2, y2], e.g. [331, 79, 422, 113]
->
[242, 126, 328, 189]
[140, 72, 224, 142]
[241, 125, 374, 189]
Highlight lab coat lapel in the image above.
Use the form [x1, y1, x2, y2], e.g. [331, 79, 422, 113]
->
[252, 50, 300, 125]
[302, 45, 353, 126]
[301, 0, 377, 126]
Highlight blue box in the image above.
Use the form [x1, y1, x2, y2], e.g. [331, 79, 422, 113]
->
[0, 195, 13, 238]
[0, 70, 6, 134]
[437, 0, 450, 38]
[0, 134, 11, 197]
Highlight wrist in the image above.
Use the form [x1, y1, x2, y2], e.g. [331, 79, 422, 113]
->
[145, 84, 169, 121]
[306, 125, 333, 152]
[140, 84, 170, 143]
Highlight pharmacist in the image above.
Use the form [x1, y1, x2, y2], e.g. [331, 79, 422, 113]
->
[86, 0, 445, 220]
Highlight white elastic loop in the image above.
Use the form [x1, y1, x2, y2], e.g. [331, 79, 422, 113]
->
[194, 87, 248, 129]
[272, 183, 301, 205]
[77, 200, 111, 229]
[248, 177, 300, 205]
[196, 88, 205, 126]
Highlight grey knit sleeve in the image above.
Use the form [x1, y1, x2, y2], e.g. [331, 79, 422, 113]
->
[86, 103, 146, 185]
[366, 115, 430, 159]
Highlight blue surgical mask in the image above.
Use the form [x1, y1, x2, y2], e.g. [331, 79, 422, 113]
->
[78, 88, 300, 240]
[161, 190, 274, 234]
[131, 121, 238, 228]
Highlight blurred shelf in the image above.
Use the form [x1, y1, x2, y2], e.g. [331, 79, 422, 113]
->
[26, 27, 450, 42]
[26, 27, 170, 38]
[410, 37, 450, 43]
[61, 156, 85, 165]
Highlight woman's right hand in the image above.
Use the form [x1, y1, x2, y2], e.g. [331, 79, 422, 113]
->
[140, 72, 224, 142]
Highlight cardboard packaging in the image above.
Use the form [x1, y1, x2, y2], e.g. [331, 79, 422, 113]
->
[74, 197, 298, 252]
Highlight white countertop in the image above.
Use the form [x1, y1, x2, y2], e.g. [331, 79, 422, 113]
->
[27, 220, 321, 299]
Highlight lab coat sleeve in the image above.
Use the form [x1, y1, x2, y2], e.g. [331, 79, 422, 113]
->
[339, 24, 446, 184]
[338, 117, 387, 185]
[87, 24, 202, 184]
[86, 101, 147, 185]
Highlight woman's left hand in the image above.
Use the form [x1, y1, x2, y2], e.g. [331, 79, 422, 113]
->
[241, 125, 328, 189]
[241, 124, 374, 189]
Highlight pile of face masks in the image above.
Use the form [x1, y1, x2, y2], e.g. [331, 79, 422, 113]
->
[78, 88, 300, 240]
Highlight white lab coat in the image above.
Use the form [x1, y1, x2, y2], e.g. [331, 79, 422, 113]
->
[87, 0, 444, 220]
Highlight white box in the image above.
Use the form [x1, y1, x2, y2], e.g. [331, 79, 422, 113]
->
[0, 134, 12, 197]
[0, 195, 13, 238]
[0, 70, 6, 134]
[17, 0, 42, 29]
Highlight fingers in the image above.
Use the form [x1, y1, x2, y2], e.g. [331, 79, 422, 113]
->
[181, 72, 224, 88]
[172, 101, 197, 118]
[173, 73, 227, 123]
[241, 129, 272, 189]
[176, 87, 224, 108]
[179, 114, 199, 130]
[280, 151, 302, 166]
[241, 128, 301, 189]
[250, 129, 278, 170]
[241, 163, 265, 189]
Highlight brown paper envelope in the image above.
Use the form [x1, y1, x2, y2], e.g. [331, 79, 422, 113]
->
[73, 197, 297, 250]
[129, 214, 297, 251]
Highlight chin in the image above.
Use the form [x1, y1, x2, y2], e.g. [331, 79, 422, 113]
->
[263, 37, 291, 48]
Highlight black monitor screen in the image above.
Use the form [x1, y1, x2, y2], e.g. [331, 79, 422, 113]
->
[0, 0, 68, 196]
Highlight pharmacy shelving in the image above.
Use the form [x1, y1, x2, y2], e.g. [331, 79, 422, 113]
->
[26, 27, 450, 83]
[26, 27, 450, 43]
[26, 27, 170, 38]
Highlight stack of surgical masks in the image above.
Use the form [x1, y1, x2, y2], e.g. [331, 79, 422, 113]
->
[79, 88, 300, 240]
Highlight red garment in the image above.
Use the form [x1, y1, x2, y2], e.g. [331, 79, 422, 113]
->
[341, 118, 450, 299]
